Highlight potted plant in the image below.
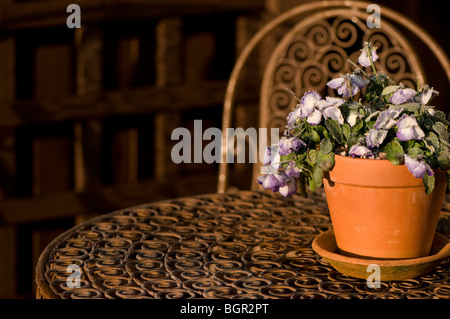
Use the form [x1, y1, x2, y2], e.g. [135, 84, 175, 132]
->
[257, 42, 450, 259]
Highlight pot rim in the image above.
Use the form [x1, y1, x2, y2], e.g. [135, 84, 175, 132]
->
[328, 154, 446, 188]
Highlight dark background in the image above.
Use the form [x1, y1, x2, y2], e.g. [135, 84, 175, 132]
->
[0, 0, 448, 298]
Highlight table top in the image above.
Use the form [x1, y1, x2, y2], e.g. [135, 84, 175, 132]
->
[36, 190, 450, 299]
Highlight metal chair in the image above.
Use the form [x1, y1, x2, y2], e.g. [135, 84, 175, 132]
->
[218, 0, 450, 193]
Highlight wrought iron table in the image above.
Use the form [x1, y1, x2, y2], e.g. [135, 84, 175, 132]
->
[36, 190, 450, 299]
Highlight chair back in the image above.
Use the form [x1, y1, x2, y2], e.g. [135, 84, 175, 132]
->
[218, 0, 450, 193]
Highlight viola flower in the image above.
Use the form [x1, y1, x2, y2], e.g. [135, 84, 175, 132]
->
[374, 108, 403, 130]
[347, 111, 364, 127]
[366, 129, 388, 149]
[404, 154, 434, 178]
[396, 114, 425, 141]
[349, 144, 373, 158]
[419, 86, 439, 105]
[278, 137, 306, 156]
[327, 74, 368, 98]
[299, 92, 345, 125]
[279, 176, 297, 197]
[358, 43, 379, 67]
[390, 88, 417, 105]
[285, 160, 302, 178]
[257, 168, 288, 192]
[263, 145, 281, 168]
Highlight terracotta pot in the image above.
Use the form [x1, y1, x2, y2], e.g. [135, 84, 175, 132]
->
[323, 155, 447, 259]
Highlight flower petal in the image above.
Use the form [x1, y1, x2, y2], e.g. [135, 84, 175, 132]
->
[420, 88, 439, 105]
[374, 108, 403, 130]
[300, 91, 321, 117]
[327, 77, 345, 89]
[285, 161, 302, 178]
[323, 106, 344, 125]
[278, 176, 297, 197]
[287, 108, 301, 127]
[358, 48, 378, 67]
[350, 74, 369, 88]
[278, 137, 306, 155]
[325, 96, 346, 107]
[349, 144, 373, 158]
[366, 129, 388, 148]
[396, 114, 425, 141]
[347, 111, 360, 127]
[404, 155, 433, 178]
[307, 108, 323, 125]
[390, 88, 417, 105]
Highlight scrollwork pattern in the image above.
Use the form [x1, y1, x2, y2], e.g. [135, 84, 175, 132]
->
[264, 15, 426, 129]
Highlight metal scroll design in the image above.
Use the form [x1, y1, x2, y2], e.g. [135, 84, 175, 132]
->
[37, 190, 450, 299]
[265, 16, 424, 131]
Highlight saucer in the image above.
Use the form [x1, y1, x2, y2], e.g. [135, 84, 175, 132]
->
[312, 230, 450, 281]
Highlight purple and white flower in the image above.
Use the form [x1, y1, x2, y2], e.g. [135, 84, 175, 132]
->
[257, 169, 297, 197]
[298, 92, 345, 125]
[279, 176, 298, 197]
[285, 160, 302, 178]
[327, 74, 368, 98]
[358, 44, 379, 67]
[366, 129, 388, 149]
[419, 87, 439, 105]
[347, 111, 364, 127]
[396, 114, 425, 141]
[374, 108, 403, 130]
[404, 154, 434, 178]
[390, 88, 417, 105]
[349, 144, 373, 158]
[257, 170, 288, 192]
[263, 145, 281, 168]
[278, 137, 306, 156]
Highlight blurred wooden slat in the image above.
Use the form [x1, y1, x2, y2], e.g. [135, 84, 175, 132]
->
[1, 80, 228, 129]
[0, 0, 265, 30]
[34, 44, 74, 99]
[32, 137, 73, 196]
[154, 18, 183, 181]
[0, 36, 15, 102]
[0, 172, 218, 224]
[0, 225, 16, 298]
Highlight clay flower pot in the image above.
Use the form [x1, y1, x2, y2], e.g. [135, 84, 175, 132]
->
[323, 155, 447, 259]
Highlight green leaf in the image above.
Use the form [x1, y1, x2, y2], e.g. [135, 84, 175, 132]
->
[437, 143, 450, 170]
[309, 128, 321, 143]
[393, 102, 420, 112]
[424, 132, 440, 152]
[433, 121, 449, 143]
[320, 138, 333, 155]
[317, 152, 335, 171]
[407, 147, 423, 159]
[381, 85, 400, 95]
[307, 176, 315, 193]
[312, 164, 324, 189]
[342, 124, 351, 140]
[423, 173, 435, 195]
[325, 119, 343, 144]
[433, 110, 449, 124]
[307, 149, 318, 166]
[384, 139, 404, 165]
[351, 118, 364, 133]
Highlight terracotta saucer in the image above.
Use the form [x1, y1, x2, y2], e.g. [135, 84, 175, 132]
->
[312, 230, 450, 281]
